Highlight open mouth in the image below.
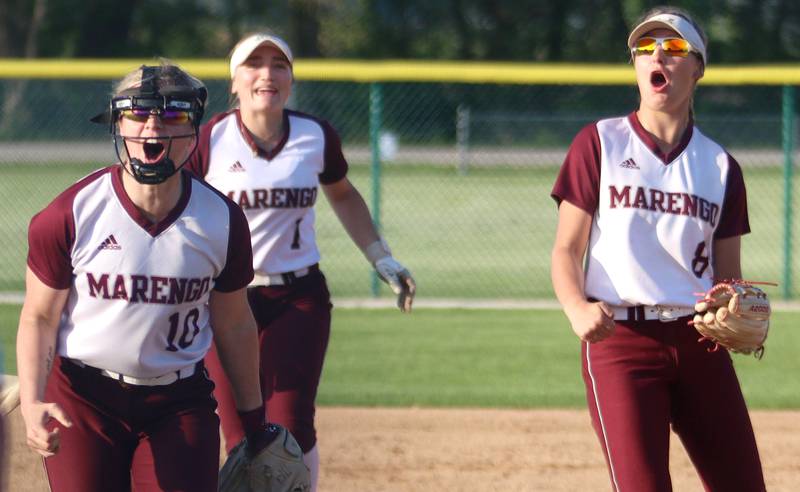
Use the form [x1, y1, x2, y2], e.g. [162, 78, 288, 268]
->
[143, 142, 165, 161]
[650, 71, 668, 90]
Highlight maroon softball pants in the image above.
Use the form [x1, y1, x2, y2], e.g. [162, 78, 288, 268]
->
[43, 356, 220, 492]
[206, 271, 332, 453]
[582, 317, 765, 491]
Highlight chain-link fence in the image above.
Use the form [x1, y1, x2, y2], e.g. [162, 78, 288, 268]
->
[0, 77, 797, 299]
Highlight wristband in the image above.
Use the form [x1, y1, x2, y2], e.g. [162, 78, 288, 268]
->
[364, 238, 391, 264]
[238, 405, 266, 436]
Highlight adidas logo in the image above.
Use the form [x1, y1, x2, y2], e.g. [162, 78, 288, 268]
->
[97, 235, 121, 251]
[228, 161, 246, 172]
[620, 158, 640, 169]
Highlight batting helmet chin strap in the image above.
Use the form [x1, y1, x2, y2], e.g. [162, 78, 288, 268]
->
[128, 156, 177, 185]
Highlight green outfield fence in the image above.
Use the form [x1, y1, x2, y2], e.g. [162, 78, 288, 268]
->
[0, 60, 798, 300]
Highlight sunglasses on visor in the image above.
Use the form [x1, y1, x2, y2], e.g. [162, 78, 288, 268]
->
[119, 107, 192, 124]
[631, 37, 694, 57]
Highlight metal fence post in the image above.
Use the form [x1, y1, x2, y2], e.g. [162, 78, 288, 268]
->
[369, 82, 383, 297]
[456, 104, 471, 175]
[781, 85, 796, 299]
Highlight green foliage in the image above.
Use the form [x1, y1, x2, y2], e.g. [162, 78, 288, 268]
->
[2, 0, 798, 62]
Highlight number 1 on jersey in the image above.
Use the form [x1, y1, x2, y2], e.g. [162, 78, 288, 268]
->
[291, 218, 302, 249]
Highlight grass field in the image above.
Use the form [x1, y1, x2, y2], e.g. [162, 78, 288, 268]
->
[0, 162, 797, 299]
[2, 305, 799, 409]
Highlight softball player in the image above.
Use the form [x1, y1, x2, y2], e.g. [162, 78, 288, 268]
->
[185, 32, 415, 491]
[16, 62, 268, 491]
[550, 7, 765, 491]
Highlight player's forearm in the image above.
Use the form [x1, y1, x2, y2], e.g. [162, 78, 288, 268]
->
[325, 184, 380, 252]
[16, 272, 69, 408]
[16, 309, 59, 406]
[551, 246, 590, 316]
[712, 235, 743, 280]
[213, 321, 262, 412]
[208, 288, 262, 411]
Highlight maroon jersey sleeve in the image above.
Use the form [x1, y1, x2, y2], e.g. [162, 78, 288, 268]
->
[27, 193, 77, 290]
[214, 201, 255, 292]
[318, 120, 349, 184]
[551, 123, 602, 214]
[714, 154, 751, 239]
[184, 112, 230, 179]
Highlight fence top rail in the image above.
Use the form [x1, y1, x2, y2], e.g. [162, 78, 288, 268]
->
[0, 59, 799, 85]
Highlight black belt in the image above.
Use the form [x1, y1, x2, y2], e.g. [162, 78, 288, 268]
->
[251, 263, 320, 286]
[66, 358, 203, 386]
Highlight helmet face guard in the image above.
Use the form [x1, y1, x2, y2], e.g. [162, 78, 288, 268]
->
[92, 65, 207, 185]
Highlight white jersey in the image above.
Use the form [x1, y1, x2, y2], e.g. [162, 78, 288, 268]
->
[552, 112, 750, 307]
[27, 166, 253, 378]
[186, 109, 348, 275]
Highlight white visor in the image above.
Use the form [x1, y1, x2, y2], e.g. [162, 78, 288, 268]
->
[627, 13, 707, 66]
[229, 33, 294, 78]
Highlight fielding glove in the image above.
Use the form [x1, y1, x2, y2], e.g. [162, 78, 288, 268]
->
[691, 280, 771, 358]
[218, 423, 310, 492]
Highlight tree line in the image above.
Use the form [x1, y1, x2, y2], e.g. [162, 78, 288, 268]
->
[0, 0, 798, 63]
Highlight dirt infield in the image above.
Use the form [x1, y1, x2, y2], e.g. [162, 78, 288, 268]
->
[3, 406, 800, 491]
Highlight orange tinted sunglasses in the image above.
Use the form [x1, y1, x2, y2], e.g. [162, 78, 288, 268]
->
[120, 108, 192, 125]
[632, 37, 694, 57]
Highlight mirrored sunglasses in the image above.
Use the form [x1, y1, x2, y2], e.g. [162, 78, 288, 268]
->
[120, 108, 192, 125]
[632, 37, 693, 57]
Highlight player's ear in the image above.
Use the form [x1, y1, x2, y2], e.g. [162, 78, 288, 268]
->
[694, 58, 705, 81]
